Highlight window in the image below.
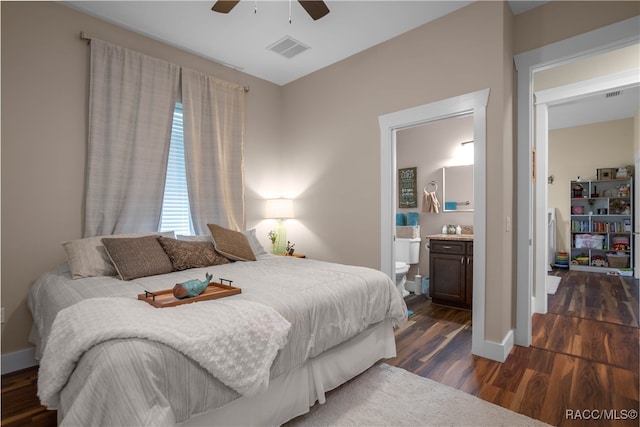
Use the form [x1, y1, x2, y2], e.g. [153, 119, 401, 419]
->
[159, 103, 194, 235]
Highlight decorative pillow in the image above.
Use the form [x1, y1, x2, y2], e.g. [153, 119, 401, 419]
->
[157, 236, 230, 271]
[242, 229, 268, 257]
[178, 231, 266, 257]
[62, 231, 175, 279]
[102, 235, 174, 280]
[207, 224, 257, 261]
[176, 234, 213, 242]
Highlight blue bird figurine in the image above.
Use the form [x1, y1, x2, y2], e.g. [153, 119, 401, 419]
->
[173, 273, 213, 299]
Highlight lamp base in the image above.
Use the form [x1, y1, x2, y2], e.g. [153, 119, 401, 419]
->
[273, 221, 287, 255]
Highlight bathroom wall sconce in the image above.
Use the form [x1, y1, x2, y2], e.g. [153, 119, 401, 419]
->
[456, 140, 474, 165]
[265, 198, 295, 254]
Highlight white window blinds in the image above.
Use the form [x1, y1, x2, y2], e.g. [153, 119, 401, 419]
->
[160, 103, 194, 235]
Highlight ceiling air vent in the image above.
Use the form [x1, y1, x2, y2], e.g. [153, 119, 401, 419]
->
[267, 36, 310, 59]
[605, 90, 622, 98]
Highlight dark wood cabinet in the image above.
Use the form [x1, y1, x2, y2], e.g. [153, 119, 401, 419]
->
[429, 239, 473, 310]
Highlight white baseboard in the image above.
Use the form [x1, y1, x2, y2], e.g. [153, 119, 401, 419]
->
[1, 347, 38, 374]
[473, 329, 514, 363]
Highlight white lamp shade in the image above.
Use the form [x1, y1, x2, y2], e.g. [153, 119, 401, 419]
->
[265, 198, 294, 219]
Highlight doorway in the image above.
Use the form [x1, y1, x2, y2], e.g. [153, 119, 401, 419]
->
[535, 72, 640, 300]
[379, 88, 492, 359]
[395, 114, 474, 287]
[514, 16, 640, 346]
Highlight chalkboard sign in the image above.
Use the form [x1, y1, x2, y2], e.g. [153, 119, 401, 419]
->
[398, 167, 417, 208]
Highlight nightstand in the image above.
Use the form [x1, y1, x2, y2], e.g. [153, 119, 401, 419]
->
[278, 253, 306, 258]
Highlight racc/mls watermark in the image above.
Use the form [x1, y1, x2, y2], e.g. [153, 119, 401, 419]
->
[566, 409, 638, 421]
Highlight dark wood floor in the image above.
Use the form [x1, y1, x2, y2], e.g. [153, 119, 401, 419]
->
[2, 270, 638, 426]
[1, 367, 56, 427]
[387, 269, 639, 427]
[547, 268, 638, 327]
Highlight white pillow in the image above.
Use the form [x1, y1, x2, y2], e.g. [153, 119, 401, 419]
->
[62, 231, 175, 279]
[176, 234, 213, 242]
[242, 229, 268, 257]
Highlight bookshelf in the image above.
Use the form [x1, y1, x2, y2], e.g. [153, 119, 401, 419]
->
[569, 178, 632, 274]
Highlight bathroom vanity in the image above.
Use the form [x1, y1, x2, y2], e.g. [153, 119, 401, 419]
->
[426, 234, 473, 310]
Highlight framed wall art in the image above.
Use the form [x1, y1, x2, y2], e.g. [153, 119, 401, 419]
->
[596, 168, 615, 181]
[398, 167, 417, 208]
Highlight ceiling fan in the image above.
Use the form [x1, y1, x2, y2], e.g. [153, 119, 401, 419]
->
[212, 1, 330, 21]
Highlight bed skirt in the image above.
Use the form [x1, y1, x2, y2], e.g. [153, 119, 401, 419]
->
[180, 318, 397, 426]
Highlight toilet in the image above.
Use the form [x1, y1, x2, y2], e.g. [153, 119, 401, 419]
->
[395, 237, 421, 297]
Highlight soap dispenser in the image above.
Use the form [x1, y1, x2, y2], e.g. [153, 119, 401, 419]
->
[441, 225, 447, 234]
[455, 225, 462, 235]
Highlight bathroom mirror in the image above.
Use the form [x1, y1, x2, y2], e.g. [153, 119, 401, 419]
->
[442, 165, 474, 212]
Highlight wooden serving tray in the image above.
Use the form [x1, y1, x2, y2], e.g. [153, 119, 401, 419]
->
[138, 280, 241, 308]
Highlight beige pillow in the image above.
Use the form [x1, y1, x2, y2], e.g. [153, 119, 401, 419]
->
[102, 235, 174, 281]
[157, 236, 230, 271]
[62, 231, 175, 279]
[207, 224, 257, 262]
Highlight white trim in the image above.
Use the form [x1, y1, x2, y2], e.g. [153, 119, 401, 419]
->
[534, 101, 549, 315]
[379, 88, 495, 360]
[480, 329, 514, 363]
[1, 347, 38, 374]
[514, 16, 640, 347]
[535, 69, 640, 105]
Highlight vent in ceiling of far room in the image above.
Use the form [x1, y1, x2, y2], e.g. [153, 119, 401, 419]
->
[605, 90, 622, 98]
[267, 36, 310, 59]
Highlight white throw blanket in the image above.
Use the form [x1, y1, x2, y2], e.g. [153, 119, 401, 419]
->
[38, 297, 291, 408]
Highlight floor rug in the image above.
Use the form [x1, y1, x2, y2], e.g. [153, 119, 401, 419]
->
[289, 363, 550, 426]
[546, 275, 561, 295]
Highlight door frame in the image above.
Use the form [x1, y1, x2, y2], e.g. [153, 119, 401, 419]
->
[514, 16, 640, 346]
[534, 70, 640, 314]
[379, 88, 492, 359]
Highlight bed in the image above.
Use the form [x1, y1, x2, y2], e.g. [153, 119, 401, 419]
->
[28, 228, 407, 426]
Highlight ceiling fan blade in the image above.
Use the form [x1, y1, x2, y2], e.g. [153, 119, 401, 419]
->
[298, 1, 330, 20]
[211, 1, 240, 13]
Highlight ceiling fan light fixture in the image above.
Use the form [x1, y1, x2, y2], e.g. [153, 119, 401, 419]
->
[211, 1, 239, 13]
[211, 0, 329, 20]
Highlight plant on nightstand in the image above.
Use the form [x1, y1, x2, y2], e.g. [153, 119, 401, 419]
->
[268, 230, 277, 254]
[286, 241, 296, 256]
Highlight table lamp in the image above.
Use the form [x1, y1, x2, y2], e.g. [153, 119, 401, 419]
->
[265, 198, 294, 254]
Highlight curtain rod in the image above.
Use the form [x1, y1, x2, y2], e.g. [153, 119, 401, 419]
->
[79, 31, 249, 93]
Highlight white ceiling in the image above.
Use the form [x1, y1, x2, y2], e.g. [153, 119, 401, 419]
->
[64, 0, 636, 127]
[549, 85, 639, 130]
[64, 0, 549, 86]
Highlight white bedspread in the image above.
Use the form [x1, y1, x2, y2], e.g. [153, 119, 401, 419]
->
[38, 298, 291, 408]
[28, 255, 407, 426]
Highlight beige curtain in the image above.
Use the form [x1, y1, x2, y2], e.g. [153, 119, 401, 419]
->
[85, 39, 180, 237]
[181, 68, 246, 234]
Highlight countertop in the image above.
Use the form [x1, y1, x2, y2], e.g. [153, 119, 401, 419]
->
[425, 234, 474, 241]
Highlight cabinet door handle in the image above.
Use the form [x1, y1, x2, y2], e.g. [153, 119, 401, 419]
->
[460, 257, 464, 264]
[443, 245, 452, 249]
[467, 257, 471, 264]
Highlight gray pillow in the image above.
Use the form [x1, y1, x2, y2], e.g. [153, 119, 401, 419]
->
[62, 231, 175, 279]
[207, 224, 257, 262]
[102, 235, 174, 280]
